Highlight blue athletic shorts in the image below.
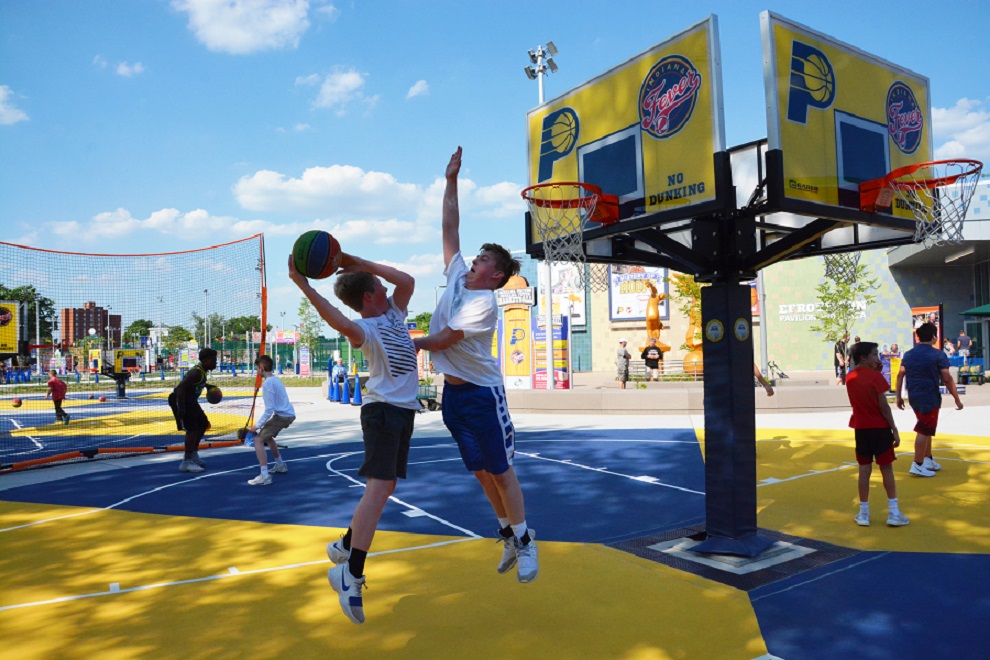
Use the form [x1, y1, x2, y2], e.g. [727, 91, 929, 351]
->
[441, 381, 514, 475]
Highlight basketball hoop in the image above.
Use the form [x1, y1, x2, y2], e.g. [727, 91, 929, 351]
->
[823, 252, 861, 284]
[521, 181, 619, 287]
[860, 159, 983, 248]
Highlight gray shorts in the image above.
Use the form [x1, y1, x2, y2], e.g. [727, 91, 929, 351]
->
[257, 414, 295, 443]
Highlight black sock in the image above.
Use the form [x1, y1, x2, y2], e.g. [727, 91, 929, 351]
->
[520, 531, 532, 545]
[498, 525, 513, 539]
[342, 528, 353, 550]
[349, 548, 367, 578]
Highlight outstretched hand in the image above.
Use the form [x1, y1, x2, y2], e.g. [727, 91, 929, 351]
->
[446, 146, 462, 179]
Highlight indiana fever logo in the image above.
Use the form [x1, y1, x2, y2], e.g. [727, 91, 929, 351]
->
[887, 81, 924, 154]
[639, 55, 702, 139]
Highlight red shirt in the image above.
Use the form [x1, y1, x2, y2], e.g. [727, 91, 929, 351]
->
[846, 367, 890, 429]
[47, 377, 67, 401]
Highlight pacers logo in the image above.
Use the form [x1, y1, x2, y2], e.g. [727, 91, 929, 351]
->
[786, 40, 835, 124]
[537, 107, 579, 182]
[639, 55, 701, 139]
[887, 81, 924, 154]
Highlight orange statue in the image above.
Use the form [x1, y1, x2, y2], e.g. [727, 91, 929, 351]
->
[642, 281, 670, 353]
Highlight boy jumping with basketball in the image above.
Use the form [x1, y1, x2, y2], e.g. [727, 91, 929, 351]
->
[895, 321, 963, 477]
[845, 341, 909, 527]
[289, 250, 418, 625]
[414, 146, 538, 583]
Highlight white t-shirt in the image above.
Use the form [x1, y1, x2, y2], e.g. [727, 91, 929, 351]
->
[353, 297, 419, 410]
[257, 374, 296, 427]
[430, 252, 503, 386]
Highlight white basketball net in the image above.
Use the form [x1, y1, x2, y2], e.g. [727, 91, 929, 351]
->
[885, 160, 983, 248]
[522, 183, 600, 288]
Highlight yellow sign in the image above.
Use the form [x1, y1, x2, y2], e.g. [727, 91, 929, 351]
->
[0, 301, 18, 353]
[526, 16, 723, 236]
[763, 11, 931, 218]
[503, 308, 533, 382]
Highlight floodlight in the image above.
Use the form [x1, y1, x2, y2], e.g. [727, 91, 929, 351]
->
[528, 49, 537, 64]
[547, 41, 558, 56]
[547, 58, 558, 73]
[524, 66, 537, 80]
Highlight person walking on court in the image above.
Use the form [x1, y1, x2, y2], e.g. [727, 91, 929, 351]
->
[169, 348, 217, 473]
[617, 338, 632, 389]
[45, 369, 70, 425]
[895, 322, 963, 477]
[246, 354, 295, 486]
[413, 146, 539, 583]
[641, 337, 663, 381]
[290, 250, 418, 625]
[845, 341, 909, 527]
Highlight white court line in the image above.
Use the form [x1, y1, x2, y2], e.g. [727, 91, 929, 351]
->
[325, 454, 482, 538]
[516, 451, 705, 495]
[0, 537, 475, 613]
[749, 552, 890, 603]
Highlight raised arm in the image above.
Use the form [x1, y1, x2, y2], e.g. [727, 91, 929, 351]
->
[342, 254, 415, 314]
[442, 146, 463, 269]
[288, 255, 366, 348]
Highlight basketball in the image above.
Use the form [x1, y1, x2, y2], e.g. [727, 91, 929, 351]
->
[206, 386, 222, 404]
[99, 395, 107, 402]
[237, 427, 248, 440]
[88, 394, 94, 400]
[292, 230, 342, 279]
[12, 398, 22, 408]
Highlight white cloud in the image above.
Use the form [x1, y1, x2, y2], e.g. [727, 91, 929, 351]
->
[115, 61, 145, 77]
[172, 0, 311, 55]
[406, 79, 429, 99]
[933, 97, 990, 163]
[293, 122, 311, 132]
[313, 68, 378, 114]
[0, 85, 29, 125]
[295, 73, 320, 86]
[315, 2, 338, 21]
[93, 55, 109, 69]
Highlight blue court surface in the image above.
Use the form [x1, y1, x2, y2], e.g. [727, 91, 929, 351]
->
[2, 390, 989, 658]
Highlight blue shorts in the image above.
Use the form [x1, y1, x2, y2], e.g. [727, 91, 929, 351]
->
[442, 381, 514, 475]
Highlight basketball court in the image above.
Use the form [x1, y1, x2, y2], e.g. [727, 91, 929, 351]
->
[2, 387, 989, 658]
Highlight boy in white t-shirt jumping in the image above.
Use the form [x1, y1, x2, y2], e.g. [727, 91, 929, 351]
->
[289, 251, 418, 625]
[414, 146, 538, 583]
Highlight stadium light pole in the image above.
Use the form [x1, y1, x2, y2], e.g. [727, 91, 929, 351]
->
[524, 41, 559, 390]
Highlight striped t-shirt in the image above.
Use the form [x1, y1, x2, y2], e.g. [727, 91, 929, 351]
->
[353, 297, 419, 410]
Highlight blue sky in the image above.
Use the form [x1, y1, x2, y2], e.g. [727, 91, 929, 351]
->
[2, 0, 988, 330]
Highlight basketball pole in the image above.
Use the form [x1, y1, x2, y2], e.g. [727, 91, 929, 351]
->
[525, 42, 559, 391]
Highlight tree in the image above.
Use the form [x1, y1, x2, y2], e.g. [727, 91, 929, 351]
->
[297, 298, 323, 351]
[226, 315, 267, 338]
[123, 319, 153, 344]
[809, 262, 880, 342]
[665, 273, 706, 351]
[412, 311, 432, 334]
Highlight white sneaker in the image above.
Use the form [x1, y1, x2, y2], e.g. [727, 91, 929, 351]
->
[909, 462, 936, 477]
[326, 539, 350, 564]
[269, 462, 288, 474]
[247, 474, 272, 486]
[854, 512, 870, 527]
[190, 453, 206, 468]
[179, 460, 204, 473]
[496, 533, 518, 574]
[923, 457, 942, 471]
[327, 563, 366, 624]
[516, 533, 539, 583]
[887, 512, 910, 527]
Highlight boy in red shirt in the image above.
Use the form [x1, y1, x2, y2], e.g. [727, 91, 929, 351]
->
[845, 342, 908, 527]
[45, 369, 70, 425]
